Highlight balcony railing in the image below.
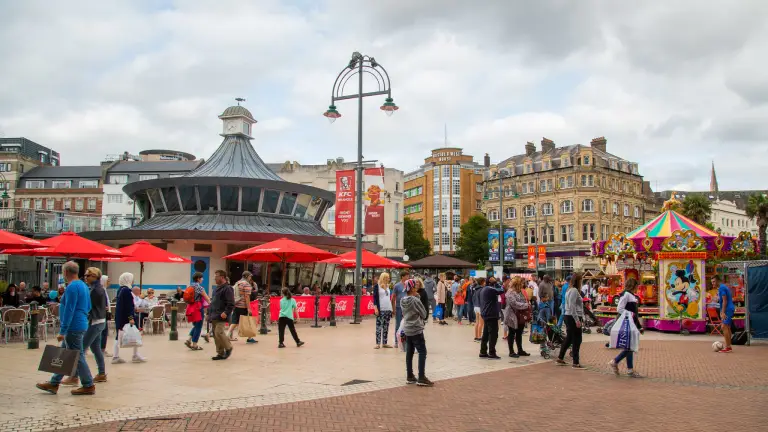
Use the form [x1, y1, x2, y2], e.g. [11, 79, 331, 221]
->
[0, 207, 140, 235]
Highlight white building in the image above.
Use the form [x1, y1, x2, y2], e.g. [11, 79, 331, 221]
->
[710, 199, 758, 237]
[268, 159, 406, 259]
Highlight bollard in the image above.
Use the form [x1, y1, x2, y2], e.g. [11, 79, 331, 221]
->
[169, 299, 179, 341]
[28, 301, 40, 349]
[311, 294, 321, 328]
[330, 295, 336, 327]
[259, 294, 269, 335]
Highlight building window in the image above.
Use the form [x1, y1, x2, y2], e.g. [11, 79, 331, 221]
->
[582, 199, 594, 212]
[442, 198, 449, 211]
[505, 207, 516, 219]
[394, 203, 400, 222]
[63, 199, 71, 210]
[25, 180, 45, 189]
[558, 178, 565, 189]
[524, 205, 536, 218]
[107, 194, 123, 204]
[452, 197, 460, 210]
[404, 186, 423, 198]
[441, 178, 449, 194]
[139, 174, 159, 181]
[541, 226, 554, 243]
[601, 224, 608, 241]
[528, 181, 535, 193]
[543, 160, 550, 170]
[561, 257, 574, 270]
[634, 206, 640, 218]
[453, 213, 461, 228]
[405, 203, 422, 214]
[561, 200, 574, 214]
[522, 183, 528, 194]
[46, 199, 54, 211]
[581, 175, 587, 187]
[561, 156, 570, 167]
[441, 214, 448, 228]
[52, 180, 72, 189]
[567, 176, 574, 188]
[433, 233, 440, 246]
[602, 200, 607, 214]
[75, 199, 84, 211]
[87, 198, 96, 211]
[34, 199, 42, 210]
[582, 223, 596, 241]
[488, 209, 499, 221]
[612, 202, 619, 215]
[560, 224, 574, 242]
[588, 175, 594, 186]
[476, 183, 483, 192]
[542, 203, 554, 216]
[452, 179, 460, 195]
[624, 204, 630, 217]
[539, 180, 547, 192]
[109, 175, 128, 184]
[22, 199, 30, 209]
[442, 232, 449, 247]
[0, 163, 10, 172]
[79, 180, 98, 188]
[395, 229, 400, 248]
[442, 166, 450, 178]
[584, 155, 590, 165]
[476, 200, 482, 210]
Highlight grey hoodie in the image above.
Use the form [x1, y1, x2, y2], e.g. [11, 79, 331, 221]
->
[401, 295, 426, 336]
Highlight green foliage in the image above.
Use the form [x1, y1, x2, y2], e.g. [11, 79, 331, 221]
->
[746, 193, 768, 256]
[403, 217, 431, 260]
[681, 194, 712, 225]
[456, 214, 491, 266]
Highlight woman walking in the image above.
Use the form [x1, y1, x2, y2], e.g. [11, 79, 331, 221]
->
[505, 277, 532, 358]
[112, 273, 147, 364]
[556, 272, 585, 369]
[184, 272, 211, 351]
[401, 279, 433, 387]
[100, 275, 112, 357]
[434, 273, 449, 326]
[373, 272, 393, 349]
[473, 278, 485, 341]
[278, 288, 304, 348]
[609, 278, 643, 377]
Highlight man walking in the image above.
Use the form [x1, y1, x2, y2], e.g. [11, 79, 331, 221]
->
[210, 270, 234, 361]
[558, 275, 571, 327]
[392, 272, 409, 348]
[713, 275, 735, 353]
[36, 261, 95, 395]
[479, 277, 504, 360]
[423, 274, 436, 318]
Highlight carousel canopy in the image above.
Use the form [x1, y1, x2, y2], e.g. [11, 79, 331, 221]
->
[626, 210, 719, 240]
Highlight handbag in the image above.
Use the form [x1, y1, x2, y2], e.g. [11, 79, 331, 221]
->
[238, 301, 258, 338]
[515, 305, 532, 324]
[38, 344, 79, 376]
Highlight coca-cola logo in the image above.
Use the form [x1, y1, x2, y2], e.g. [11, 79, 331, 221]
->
[295, 301, 307, 313]
[335, 300, 348, 311]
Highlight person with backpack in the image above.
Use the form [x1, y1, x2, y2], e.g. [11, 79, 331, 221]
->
[184, 272, 211, 351]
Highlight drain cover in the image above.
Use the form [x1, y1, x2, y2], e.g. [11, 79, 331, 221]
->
[341, 379, 372, 386]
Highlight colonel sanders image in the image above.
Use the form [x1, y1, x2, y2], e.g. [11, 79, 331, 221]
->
[340, 176, 351, 190]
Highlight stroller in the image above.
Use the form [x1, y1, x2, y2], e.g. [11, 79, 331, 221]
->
[539, 322, 565, 359]
[582, 297, 598, 334]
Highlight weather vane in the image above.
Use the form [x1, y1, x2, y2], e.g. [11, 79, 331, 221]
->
[235, 97, 246, 105]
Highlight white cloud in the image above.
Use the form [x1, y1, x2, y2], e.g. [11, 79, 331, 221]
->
[0, 0, 766, 190]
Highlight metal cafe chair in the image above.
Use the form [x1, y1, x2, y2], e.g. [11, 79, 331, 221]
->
[3, 309, 27, 343]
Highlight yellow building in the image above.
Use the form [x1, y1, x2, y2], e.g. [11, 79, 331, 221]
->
[483, 137, 658, 274]
[404, 148, 486, 254]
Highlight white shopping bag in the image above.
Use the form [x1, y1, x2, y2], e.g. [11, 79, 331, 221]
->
[398, 319, 406, 352]
[609, 310, 640, 352]
[120, 324, 143, 348]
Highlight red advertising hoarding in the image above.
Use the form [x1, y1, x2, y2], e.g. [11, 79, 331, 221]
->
[538, 245, 546, 265]
[363, 167, 385, 235]
[335, 170, 356, 236]
[527, 245, 536, 269]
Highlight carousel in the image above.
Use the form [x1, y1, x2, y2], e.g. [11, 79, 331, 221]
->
[591, 194, 758, 334]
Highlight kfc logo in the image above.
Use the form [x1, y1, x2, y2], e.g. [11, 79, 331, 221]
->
[366, 300, 375, 311]
[339, 176, 352, 191]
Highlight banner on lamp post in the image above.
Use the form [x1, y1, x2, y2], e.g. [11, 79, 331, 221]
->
[335, 170, 356, 236]
[363, 167, 385, 235]
[527, 245, 536, 269]
[488, 228, 500, 262]
[538, 245, 547, 265]
[503, 228, 516, 262]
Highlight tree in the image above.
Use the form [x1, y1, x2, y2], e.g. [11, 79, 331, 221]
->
[456, 214, 491, 265]
[681, 194, 712, 225]
[403, 217, 430, 260]
[746, 193, 768, 256]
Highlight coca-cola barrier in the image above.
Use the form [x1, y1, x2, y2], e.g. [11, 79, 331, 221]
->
[250, 295, 376, 320]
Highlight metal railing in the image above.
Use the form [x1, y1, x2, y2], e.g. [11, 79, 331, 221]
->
[0, 207, 139, 235]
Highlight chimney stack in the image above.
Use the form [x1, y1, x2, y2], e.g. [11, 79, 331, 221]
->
[541, 137, 555, 153]
[484, 153, 490, 168]
[590, 136, 607, 153]
[525, 141, 536, 156]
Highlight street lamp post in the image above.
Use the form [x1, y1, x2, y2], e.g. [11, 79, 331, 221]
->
[483, 171, 516, 275]
[324, 52, 398, 324]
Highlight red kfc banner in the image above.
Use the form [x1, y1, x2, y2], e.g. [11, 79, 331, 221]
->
[363, 167, 385, 235]
[538, 245, 546, 265]
[527, 246, 536, 269]
[335, 170, 356, 236]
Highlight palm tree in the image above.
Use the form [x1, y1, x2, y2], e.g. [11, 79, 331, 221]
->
[681, 194, 712, 226]
[746, 194, 768, 256]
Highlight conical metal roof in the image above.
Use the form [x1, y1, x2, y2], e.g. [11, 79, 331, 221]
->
[185, 135, 283, 180]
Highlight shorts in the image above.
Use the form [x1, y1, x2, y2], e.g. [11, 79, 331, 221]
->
[723, 308, 735, 326]
[231, 307, 249, 325]
[474, 307, 481, 314]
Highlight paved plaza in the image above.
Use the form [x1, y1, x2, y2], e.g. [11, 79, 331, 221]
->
[0, 319, 765, 431]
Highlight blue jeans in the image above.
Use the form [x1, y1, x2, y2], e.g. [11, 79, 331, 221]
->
[614, 350, 634, 369]
[82, 322, 106, 375]
[394, 308, 403, 346]
[467, 300, 476, 323]
[50, 330, 93, 387]
[456, 304, 466, 323]
[190, 320, 203, 343]
[100, 323, 108, 350]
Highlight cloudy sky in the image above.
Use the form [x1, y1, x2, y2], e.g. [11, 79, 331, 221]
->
[1, 0, 766, 191]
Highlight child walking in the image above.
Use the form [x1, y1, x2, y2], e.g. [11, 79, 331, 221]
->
[401, 279, 433, 387]
[278, 288, 305, 348]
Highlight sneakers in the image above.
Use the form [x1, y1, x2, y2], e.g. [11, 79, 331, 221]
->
[60, 376, 79, 386]
[132, 354, 147, 363]
[479, 353, 489, 358]
[112, 357, 126, 364]
[278, 343, 286, 348]
[509, 353, 519, 358]
[518, 351, 531, 357]
[93, 374, 108, 383]
[297, 341, 305, 347]
[71, 386, 95, 396]
[487, 355, 501, 360]
[406, 375, 417, 384]
[627, 371, 643, 378]
[35, 382, 59, 395]
[102, 350, 113, 358]
[555, 359, 567, 366]
[246, 338, 258, 344]
[609, 361, 619, 376]
[572, 364, 586, 370]
[718, 347, 733, 353]
[417, 377, 434, 387]
[211, 355, 226, 361]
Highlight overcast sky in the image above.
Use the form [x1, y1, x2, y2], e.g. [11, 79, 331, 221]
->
[1, 0, 766, 191]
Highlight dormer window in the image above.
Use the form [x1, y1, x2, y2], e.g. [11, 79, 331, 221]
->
[524, 163, 532, 174]
[584, 155, 590, 165]
[543, 160, 550, 170]
[561, 156, 570, 167]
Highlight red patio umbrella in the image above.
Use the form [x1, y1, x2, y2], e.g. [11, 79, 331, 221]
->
[319, 249, 411, 269]
[95, 241, 191, 289]
[223, 238, 337, 287]
[1, 232, 124, 260]
[0, 230, 44, 250]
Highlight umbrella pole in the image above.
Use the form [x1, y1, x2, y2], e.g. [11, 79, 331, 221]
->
[282, 259, 287, 289]
[140, 262, 144, 292]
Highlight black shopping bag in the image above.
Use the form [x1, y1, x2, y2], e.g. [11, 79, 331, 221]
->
[38, 344, 79, 376]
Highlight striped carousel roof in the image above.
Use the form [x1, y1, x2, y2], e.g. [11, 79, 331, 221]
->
[627, 210, 720, 239]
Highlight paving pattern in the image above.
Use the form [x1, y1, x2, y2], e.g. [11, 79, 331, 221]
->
[62, 340, 767, 432]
